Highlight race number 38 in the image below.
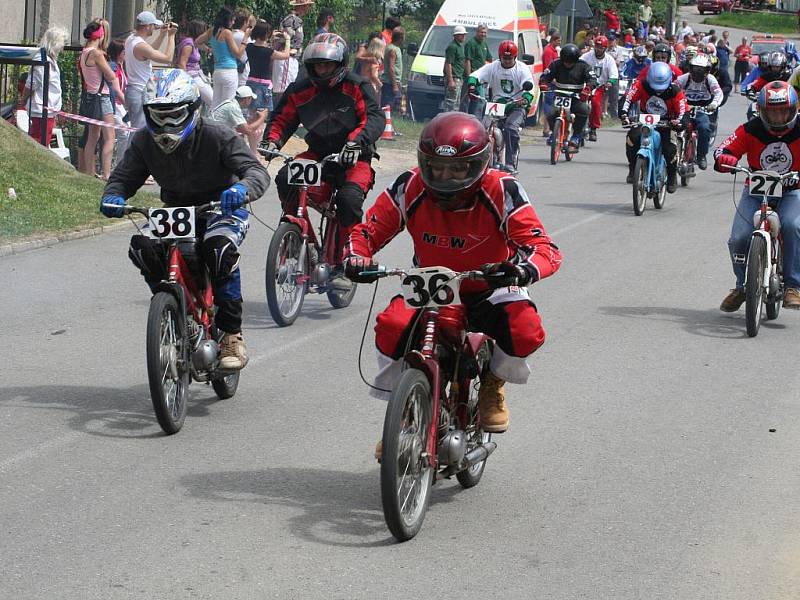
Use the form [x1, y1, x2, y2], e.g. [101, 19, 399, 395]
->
[288, 159, 322, 186]
[401, 267, 461, 308]
[148, 206, 195, 239]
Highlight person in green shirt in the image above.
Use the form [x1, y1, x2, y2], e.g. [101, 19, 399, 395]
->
[381, 27, 405, 112]
[464, 24, 492, 75]
[443, 25, 467, 112]
[637, 0, 653, 39]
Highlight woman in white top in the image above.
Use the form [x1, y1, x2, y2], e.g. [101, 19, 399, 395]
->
[21, 26, 68, 147]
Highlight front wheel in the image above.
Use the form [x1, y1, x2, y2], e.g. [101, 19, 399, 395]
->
[632, 156, 648, 216]
[146, 292, 190, 434]
[265, 222, 307, 327]
[550, 117, 563, 165]
[745, 235, 767, 337]
[381, 368, 434, 542]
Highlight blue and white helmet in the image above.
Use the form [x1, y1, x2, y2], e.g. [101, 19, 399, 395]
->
[143, 68, 201, 154]
[647, 62, 672, 92]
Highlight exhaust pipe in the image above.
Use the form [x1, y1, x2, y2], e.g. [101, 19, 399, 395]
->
[462, 441, 497, 469]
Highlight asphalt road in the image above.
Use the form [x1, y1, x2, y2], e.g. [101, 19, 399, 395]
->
[3, 90, 800, 599]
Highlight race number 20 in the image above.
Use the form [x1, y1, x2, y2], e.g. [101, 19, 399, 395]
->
[288, 160, 322, 186]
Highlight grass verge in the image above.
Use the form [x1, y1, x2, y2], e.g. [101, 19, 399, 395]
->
[0, 120, 157, 244]
[703, 12, 799, 35]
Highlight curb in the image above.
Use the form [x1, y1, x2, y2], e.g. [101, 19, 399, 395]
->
[0, 219, 137, 258]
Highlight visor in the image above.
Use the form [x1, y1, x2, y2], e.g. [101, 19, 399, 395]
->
[145, 103, 191, 128]
[417, 147, 491, 197]
[760, 105, 796, 131]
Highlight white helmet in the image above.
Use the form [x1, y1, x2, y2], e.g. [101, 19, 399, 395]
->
[143, 68, 201, 154]
[689, 53, 711, 82]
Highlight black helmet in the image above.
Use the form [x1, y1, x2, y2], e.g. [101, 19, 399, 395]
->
[560, 43, 580, 63]
[302, 33, 349, 88]
[653, 42, 671, 62]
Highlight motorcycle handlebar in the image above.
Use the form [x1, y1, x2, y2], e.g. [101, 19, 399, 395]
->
[728, 166, 799, 181]
[257, 147, 340, 166]
[106, 201, 223, 217]
[360, 266, 487, 281]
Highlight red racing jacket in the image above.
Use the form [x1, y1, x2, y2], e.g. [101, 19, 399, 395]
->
[622, 81, 688, 123]
[267, 71, 384, 160]
[347, 168, 563, 296]
[714, 118, 800, 184]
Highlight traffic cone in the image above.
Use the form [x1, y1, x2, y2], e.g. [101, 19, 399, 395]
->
[381, 105, 395, 141]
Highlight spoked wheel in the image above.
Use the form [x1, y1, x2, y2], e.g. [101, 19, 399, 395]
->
[681, 140, 695, 187]
[210, 327, 240, 399]
[766, 241, 782, 321]
[381, 368, 434, 542]
[653, 167, 667, 210]
[456, 342, 493, 489]
[550, 118, 563, 165]
[266, 222, 307, 327]
[327, 282, 358, 309]
[146, 292, 190, 434]
[745, 235, 767, 337]
[632, 156, 648, 216]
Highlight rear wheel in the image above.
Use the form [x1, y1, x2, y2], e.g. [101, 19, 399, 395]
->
[550, 117, 563, 165]
[146, 292, 190, 434]
[653, 166, 667, 210]
[766, 241, 782, 320]
[210, 327, 239, 399]
[381, 368, 434, 542]
[456, 342, 493, 489]
[266, 222, 307, 327]
[327, 283, 358, 308]
[632, 156, 648, 216]
[745, 235, 766, 337]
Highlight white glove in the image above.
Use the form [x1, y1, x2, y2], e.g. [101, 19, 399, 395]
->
[339, 141, 361, 169]
[707, 102, 719, 111]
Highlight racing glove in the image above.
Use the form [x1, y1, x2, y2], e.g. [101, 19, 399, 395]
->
[100, 195, 126, 218]
[344, 255, 380, 283]
[220, 183, 247, 215]
[579, 86, 592, 102]
[707, 101, 719, 111]
[339, 141, 361, 169]
[538, 82, 548, 92]
[715, 153, 738, 172]
[481, 261, 535, 289]
[261, 142, 280, 160]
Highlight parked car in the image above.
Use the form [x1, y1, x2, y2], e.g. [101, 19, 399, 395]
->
[749, 34, 787, 64]
[697, 0, 732, 14]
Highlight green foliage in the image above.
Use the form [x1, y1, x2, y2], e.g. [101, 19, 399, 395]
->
[704, 11, 799, 35]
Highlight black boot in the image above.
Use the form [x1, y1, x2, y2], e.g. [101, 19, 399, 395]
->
[626, 164, 634, 184]
[667, 168, 678, 193]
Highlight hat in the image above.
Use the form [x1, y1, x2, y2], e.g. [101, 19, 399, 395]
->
[453, 25, 467, 36]
[235, 85, 257, 100]
[136, 11, 164, 27]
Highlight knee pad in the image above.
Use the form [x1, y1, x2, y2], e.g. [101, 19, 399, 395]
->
[128, 234, 165, 280]
[202, 236, 240, 280]
[275, 163, 294, 205]
[335, 183, 366, 228]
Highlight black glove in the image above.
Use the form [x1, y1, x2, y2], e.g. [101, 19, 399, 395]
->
[339, 141, 361, 169]
[481, 261, 532, 288]
[344, 255, 380, 283]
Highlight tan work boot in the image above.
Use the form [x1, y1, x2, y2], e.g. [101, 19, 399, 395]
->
[478, 371, 509, 433]
[720, 288, 746, 313]
[784, 288, 800, 309]
[219, 332, 249, 371]
[374, 440, 382, 463]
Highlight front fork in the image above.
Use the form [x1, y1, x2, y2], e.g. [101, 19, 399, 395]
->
[746, 229, 775, 295]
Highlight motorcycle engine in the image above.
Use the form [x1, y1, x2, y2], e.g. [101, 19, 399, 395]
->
[192, 339, 219, 372]
[437, 429, 467, 466]
[311, 263, 331, 286]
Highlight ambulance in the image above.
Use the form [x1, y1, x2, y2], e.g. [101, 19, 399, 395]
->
[406, 0, 544, 121]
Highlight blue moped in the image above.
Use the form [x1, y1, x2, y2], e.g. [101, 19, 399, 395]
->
[629, 113, 668, 216]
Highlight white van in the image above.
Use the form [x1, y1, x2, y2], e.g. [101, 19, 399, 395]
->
[406, 0, 544, 120]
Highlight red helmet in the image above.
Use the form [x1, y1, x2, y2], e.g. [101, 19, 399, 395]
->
[417, 113, 491, 206]
[595, 36, 609, 49]
[498, 40, 518, 60]
[757, 81, 798, 135]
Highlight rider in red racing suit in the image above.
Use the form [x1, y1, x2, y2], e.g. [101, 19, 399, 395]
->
[713, 80, 800, 311]
[344, 113, 562, 447]
[265, 33, 384, 289]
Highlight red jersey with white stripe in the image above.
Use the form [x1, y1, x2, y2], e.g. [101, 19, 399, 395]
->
[347, 168, 562, 295]
[622, 81, 688, 120]
[714, 118, 800, 177]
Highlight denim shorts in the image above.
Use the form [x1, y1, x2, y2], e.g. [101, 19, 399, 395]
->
[81, 93, 114, 118]
[247, 81, 273, 111]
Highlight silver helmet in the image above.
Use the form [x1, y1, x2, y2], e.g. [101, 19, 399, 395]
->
[302, 33, 349, 88]
[143, 68, 201, 154]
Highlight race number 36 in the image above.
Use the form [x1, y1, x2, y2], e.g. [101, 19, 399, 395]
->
[147, 206, 195, 239]
[401, 267, 460, 308]
[288, 159, 322, 186]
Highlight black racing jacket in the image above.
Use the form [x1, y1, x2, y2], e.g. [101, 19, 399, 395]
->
[104, 119, 270, 207]
[539, 59, 596, 88]
[267, 71, 385, 160]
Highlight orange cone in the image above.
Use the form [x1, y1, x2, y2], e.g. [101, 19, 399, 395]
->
[381, 105, 395, 141]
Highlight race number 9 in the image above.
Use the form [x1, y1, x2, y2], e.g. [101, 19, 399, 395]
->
[639, 113, 661, 126]
[288, 160, 322, 186]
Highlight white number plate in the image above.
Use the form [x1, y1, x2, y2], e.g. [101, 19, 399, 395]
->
[288, 159, 322, 186]
[749, 170, 784, 198]
[484, 102, 504, 117]
[401, 266, 461, 309]
[553, 94, 572, 108]
[147, 206, 196, 239]
[639, 113, 661, 126]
